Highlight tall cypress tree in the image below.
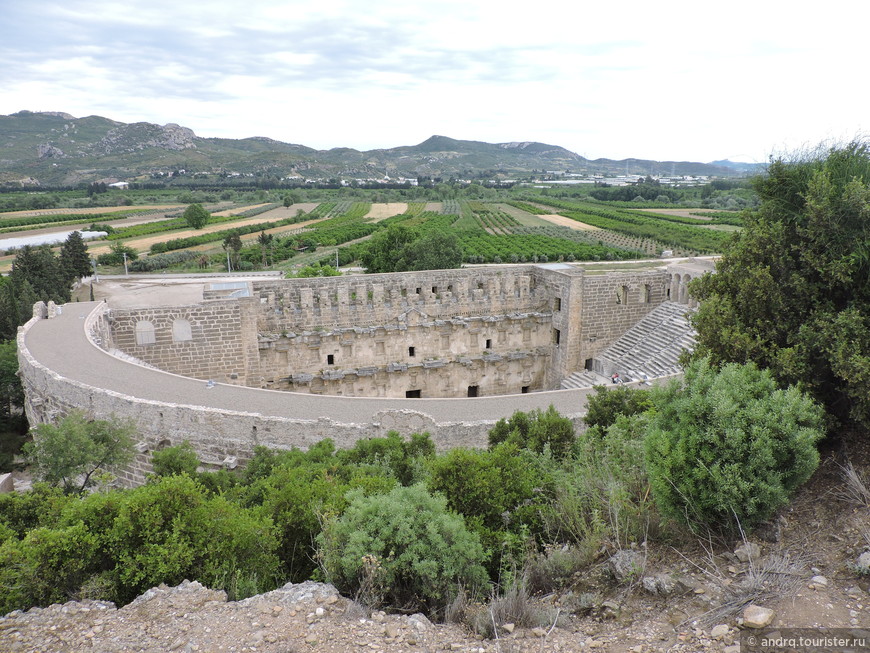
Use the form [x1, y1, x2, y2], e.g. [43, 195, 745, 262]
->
[60, 231, 92, 282]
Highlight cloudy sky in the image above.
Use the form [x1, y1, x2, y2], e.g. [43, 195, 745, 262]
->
[2, 0, 867, 163]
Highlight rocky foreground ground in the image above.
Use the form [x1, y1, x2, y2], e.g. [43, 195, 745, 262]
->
[1, 546, 868, 653]
[2, 455, 869, 652]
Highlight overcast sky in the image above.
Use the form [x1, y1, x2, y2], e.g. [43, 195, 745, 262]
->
[2, 0, 867, 163]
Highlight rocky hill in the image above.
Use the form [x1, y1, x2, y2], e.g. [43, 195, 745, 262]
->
[0, 111, 750, 187]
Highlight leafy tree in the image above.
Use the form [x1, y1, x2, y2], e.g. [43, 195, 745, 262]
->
[256, 231, 274, 267]
[59, 231, 92, 281]
[9, 245, 69, 305]
[222, 231, 243, 270]
[690, 142, 870, 428]
[24, 411, 136, 494]
[0, 276, 38, 341]
[645, 358, 824, 534]
[403, 231, 462, 271]
[317, 484, 488, 614]
[182, 203, 211, 229]
[360, 224, 417, 273]
[361, 224, 462, 273]
[96, 242, 138, 267]
[488, 405, 576, 458]
[0, 340, 28, 470]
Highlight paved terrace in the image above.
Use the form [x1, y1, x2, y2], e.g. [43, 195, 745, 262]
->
[23, 301, 618, 430]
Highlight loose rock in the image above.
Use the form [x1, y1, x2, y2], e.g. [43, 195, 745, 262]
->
[743, 605, 775, 628]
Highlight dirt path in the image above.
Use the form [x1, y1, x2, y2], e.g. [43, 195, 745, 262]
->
[536, 214, 600, 230]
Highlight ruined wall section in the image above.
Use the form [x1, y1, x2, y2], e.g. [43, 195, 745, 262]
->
[108, 299, 258, 385]
[250, 266, 564, 396]
[577, 270, 670, 365]
[251, 267, 546, 333]
[258, 311, 553, 397]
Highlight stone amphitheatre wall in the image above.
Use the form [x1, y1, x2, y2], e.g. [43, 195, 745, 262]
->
[103, 265, 683, 399]
[578, 270, 673, 364]
[17, 261, 713, 486]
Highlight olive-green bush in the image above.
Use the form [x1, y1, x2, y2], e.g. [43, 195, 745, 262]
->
[318, 484, 488, 615]
[645, 357, 824, 533]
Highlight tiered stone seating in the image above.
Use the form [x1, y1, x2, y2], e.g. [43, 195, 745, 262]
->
[560, 302, 695, 389]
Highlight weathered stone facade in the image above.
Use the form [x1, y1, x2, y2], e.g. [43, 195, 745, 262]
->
[17, 261, 713, 486]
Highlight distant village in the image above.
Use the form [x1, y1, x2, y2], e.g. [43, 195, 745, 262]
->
[143, 168, 714, 189]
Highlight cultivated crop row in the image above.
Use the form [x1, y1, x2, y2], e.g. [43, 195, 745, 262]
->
[0, 209, 154, 233]
[524, 196, 729, 253]
[505, 200, 551, 215]
[440, 200, 461, 215]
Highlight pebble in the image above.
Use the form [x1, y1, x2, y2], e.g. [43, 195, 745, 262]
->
[710, 624, 729, 639]
[811, 575, 828, 587]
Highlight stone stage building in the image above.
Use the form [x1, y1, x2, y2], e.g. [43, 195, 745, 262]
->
[17, 260, 712, 485]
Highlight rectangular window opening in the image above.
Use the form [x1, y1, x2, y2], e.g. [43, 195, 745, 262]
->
[327, 354, 335, 365]
[405, 389, 421, 398]
[485, 339, 492, 349]
[408, 346, 416, 357]
[521, 385, 530, 394]
[432, 286, 437, 294]
[553, 328, 561, 345]
[467, 385, 479, 397]
[415, 287, 421, 295]
[554, 297, 562, 311]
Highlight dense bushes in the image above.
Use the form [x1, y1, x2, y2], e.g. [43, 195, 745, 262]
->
[318, 484, 488, 613]
[1, 373, 826, 618]
[645, 358, 824, 533]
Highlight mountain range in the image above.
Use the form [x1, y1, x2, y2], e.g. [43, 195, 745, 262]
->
[0, 111, 757, 187]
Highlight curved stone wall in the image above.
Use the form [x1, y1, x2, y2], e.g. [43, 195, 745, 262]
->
[18, 261, 712, 486]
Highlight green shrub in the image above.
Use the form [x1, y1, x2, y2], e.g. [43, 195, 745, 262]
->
[109, 475, 279, 603]
[583, 385, 652, 430]
[336, 431, 434, 485]
[0, 483, 71, 537]
[96, 242, 138, 266]
[150, 441, 199, 477]
[488, 405, 576, 458]
[645, 357, 824, 534]
[427, 443, 554, 576]
[317, 484, 488, 615]
[0, 522, 101, 613]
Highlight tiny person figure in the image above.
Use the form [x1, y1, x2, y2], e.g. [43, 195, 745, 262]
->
[611, 372, 620, 384]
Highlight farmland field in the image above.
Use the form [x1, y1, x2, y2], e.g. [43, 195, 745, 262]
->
[364, 203, 408, 220]
[1, 196, 735, 274]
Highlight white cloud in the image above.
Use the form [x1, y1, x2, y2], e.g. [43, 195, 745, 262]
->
[1, 0, 869, 162]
